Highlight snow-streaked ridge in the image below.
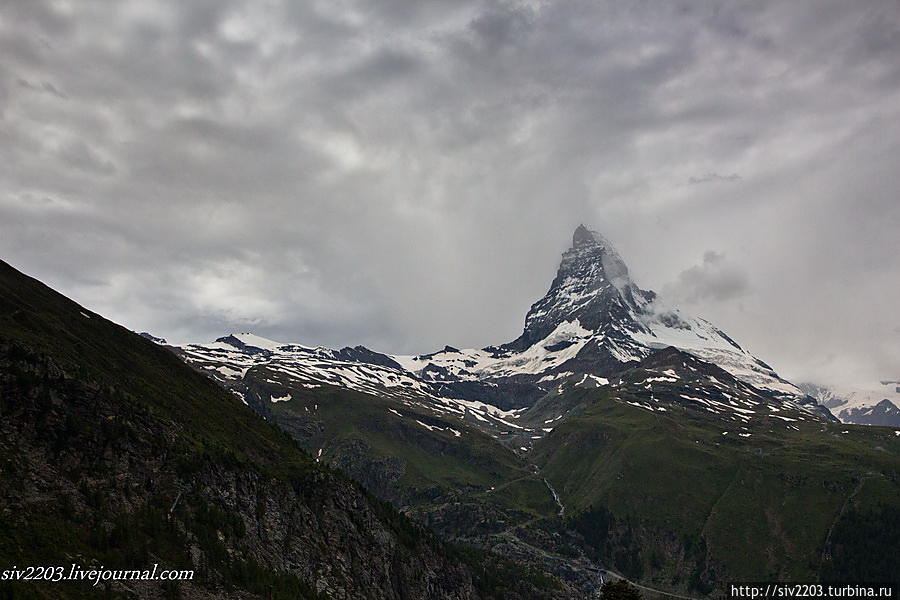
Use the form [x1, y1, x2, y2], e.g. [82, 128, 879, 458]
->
[175, 224, 836, 438]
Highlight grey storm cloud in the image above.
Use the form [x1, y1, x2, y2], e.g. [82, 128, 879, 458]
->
[663, 251, 750, 304]
[688, 173, 742, 185]
[16, 77, 67, 99]
[1, 0, 899, 388]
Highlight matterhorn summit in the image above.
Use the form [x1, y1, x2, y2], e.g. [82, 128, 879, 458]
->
[505, 225, 654, 353]
[415, 224, 807, 400]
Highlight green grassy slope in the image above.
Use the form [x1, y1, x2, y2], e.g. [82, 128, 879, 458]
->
[243, 368, 559, 519]
[531, 388, 900, 593]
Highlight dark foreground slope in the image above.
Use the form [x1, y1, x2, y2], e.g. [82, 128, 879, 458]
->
[0, 260, 571, 600]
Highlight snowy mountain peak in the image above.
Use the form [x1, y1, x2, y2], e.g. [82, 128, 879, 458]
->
[508, 225, 650, 351]
[491, 225, 808, 401]
[799, 381, 900, 426]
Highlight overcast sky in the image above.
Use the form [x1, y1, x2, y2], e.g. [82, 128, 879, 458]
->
[2, 1, 898, 388]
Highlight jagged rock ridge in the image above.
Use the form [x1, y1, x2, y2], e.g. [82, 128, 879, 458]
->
[176, 225, 835, 432]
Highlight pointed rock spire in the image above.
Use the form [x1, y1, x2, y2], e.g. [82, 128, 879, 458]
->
[572, 224, 599, 248]
[503, 225, 653, 352]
